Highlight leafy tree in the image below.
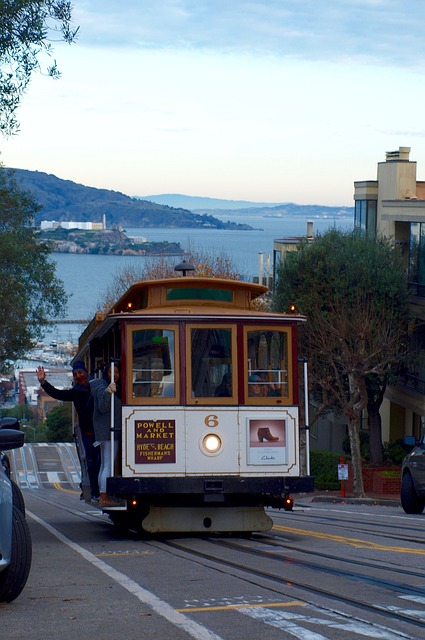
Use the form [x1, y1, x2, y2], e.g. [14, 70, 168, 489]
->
[0, 165, 68, 373]
[0, 404, 41, 440]
[0, 0, 78, 134]
[272, 229, 412, 497]
[0, 403, 34, 421]
[45, 402, 72, 442]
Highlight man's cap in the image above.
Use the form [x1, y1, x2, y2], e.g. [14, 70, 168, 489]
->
[72, 360, 88, 373]
[248, 374, 262, 383]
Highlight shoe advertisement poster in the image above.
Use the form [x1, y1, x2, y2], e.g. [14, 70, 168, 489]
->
[247, 418, 287, 465]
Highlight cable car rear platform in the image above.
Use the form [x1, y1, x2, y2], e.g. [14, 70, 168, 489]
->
[108, 475, 315, 506]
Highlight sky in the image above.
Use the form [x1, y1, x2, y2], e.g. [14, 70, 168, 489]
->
[2, 0, 425, 206]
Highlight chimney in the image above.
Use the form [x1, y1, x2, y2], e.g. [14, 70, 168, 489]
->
[307, 221, 313, 238]
[385, 146, 411, 162]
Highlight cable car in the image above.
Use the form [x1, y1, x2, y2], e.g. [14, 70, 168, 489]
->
[74, 268, 313, 533]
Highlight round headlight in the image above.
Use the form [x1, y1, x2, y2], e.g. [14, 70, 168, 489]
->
[202, 434, 222, 454]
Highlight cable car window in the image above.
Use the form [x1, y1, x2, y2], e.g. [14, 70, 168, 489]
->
[246, 329, 290, 401]
[131, 328, 175, 400]
[188, 327, 234, 401]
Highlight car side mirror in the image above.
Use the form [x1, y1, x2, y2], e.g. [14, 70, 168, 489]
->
[0, 416, 21, 431]
[403, 435, 418, 449]
[0, 428, 25, 451]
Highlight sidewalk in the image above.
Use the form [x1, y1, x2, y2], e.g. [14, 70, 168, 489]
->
[298, 490, 401, 507]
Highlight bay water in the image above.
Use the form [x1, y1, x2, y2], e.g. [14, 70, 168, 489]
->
[48, 214, 353, 344]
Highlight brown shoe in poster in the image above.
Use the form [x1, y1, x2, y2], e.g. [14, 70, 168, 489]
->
[257, 427, 279, 442]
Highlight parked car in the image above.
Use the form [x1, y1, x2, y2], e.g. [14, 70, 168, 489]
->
[1, 449, 10, 477]
[0, 417, 18, 479]
[0, 417, 26, 514]
[0, 425, 32, 602]
[400, 434, 425, 514]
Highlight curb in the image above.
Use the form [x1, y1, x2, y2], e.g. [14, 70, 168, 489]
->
[311, 495, 401, 507]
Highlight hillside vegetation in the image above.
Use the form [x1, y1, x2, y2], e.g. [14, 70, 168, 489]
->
[9, 168, 253, 230]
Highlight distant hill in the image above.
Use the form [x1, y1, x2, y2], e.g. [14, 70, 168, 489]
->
[139, 194, 285, 210]
[140, 193, 353, 218]
[8, 169, 253, 230]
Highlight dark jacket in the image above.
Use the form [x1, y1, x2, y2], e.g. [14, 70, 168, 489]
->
[90, 378, 122, 442]
[40, 380, 94, 436]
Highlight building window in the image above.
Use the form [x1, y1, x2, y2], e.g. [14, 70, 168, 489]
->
[354, 200, 376, 236]
[273, 249, 281, 288]
[354, 200, 365, 230]
[409, 223, 425, 297]
[400, 320, 425, 394]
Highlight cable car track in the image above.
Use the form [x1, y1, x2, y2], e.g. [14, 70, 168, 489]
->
[24, 487, 425, 576]
[215, 535, 425, 594]
[273, 508, 425, 546]
[21, 487, 425, 637]
[266, 531, 425, 582]
[23, 487, 111, 527]
[155, 535, 425, 633]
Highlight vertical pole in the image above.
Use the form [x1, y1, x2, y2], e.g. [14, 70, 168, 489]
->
[340, 456, 346, 497]
[110, 361, 115, 480]
[258, 252, 263, 285]
[303, 359, 310, 476]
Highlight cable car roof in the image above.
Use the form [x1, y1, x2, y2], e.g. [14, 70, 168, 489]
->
[78, 276, 306, 351]
[110, 276, 268, 314]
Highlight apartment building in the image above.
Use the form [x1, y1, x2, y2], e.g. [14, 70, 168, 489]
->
[272, 220, 315, 284]
[354, 146, 425, 443]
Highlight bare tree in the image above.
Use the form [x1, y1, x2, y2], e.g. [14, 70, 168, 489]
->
[273, 229, 411, 497]
[97, 243, 242, 314]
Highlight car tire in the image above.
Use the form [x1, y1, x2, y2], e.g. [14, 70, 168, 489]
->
[401, 472, 425, 514]
[11, 479, 25, 515]
[0, 507, 32, 603]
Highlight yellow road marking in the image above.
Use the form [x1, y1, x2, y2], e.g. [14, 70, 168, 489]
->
[52, 482, 79, 495]
[97, 551, 157, 557]
[176, 600, 306, 613]
[273, 524, 425, 555]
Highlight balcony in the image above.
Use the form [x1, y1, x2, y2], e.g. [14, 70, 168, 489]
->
[408, 281, 425, 298]
[398, 372, 425, 395]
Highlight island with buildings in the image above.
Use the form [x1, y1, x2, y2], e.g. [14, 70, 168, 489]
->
[39, 219, 184, 256]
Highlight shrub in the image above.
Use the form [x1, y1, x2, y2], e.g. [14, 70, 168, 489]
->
[45, 403, 72, 442]
[378, 470, 400, 478]
[342, 433, 407, 465]
[382, 439, 407, 465]
[310, 450, 341, 490]
[342, 430, 370, 461]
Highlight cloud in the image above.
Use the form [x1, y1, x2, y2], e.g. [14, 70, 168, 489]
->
[4, 0, 425, 207]
[73, 1, 425, 67]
